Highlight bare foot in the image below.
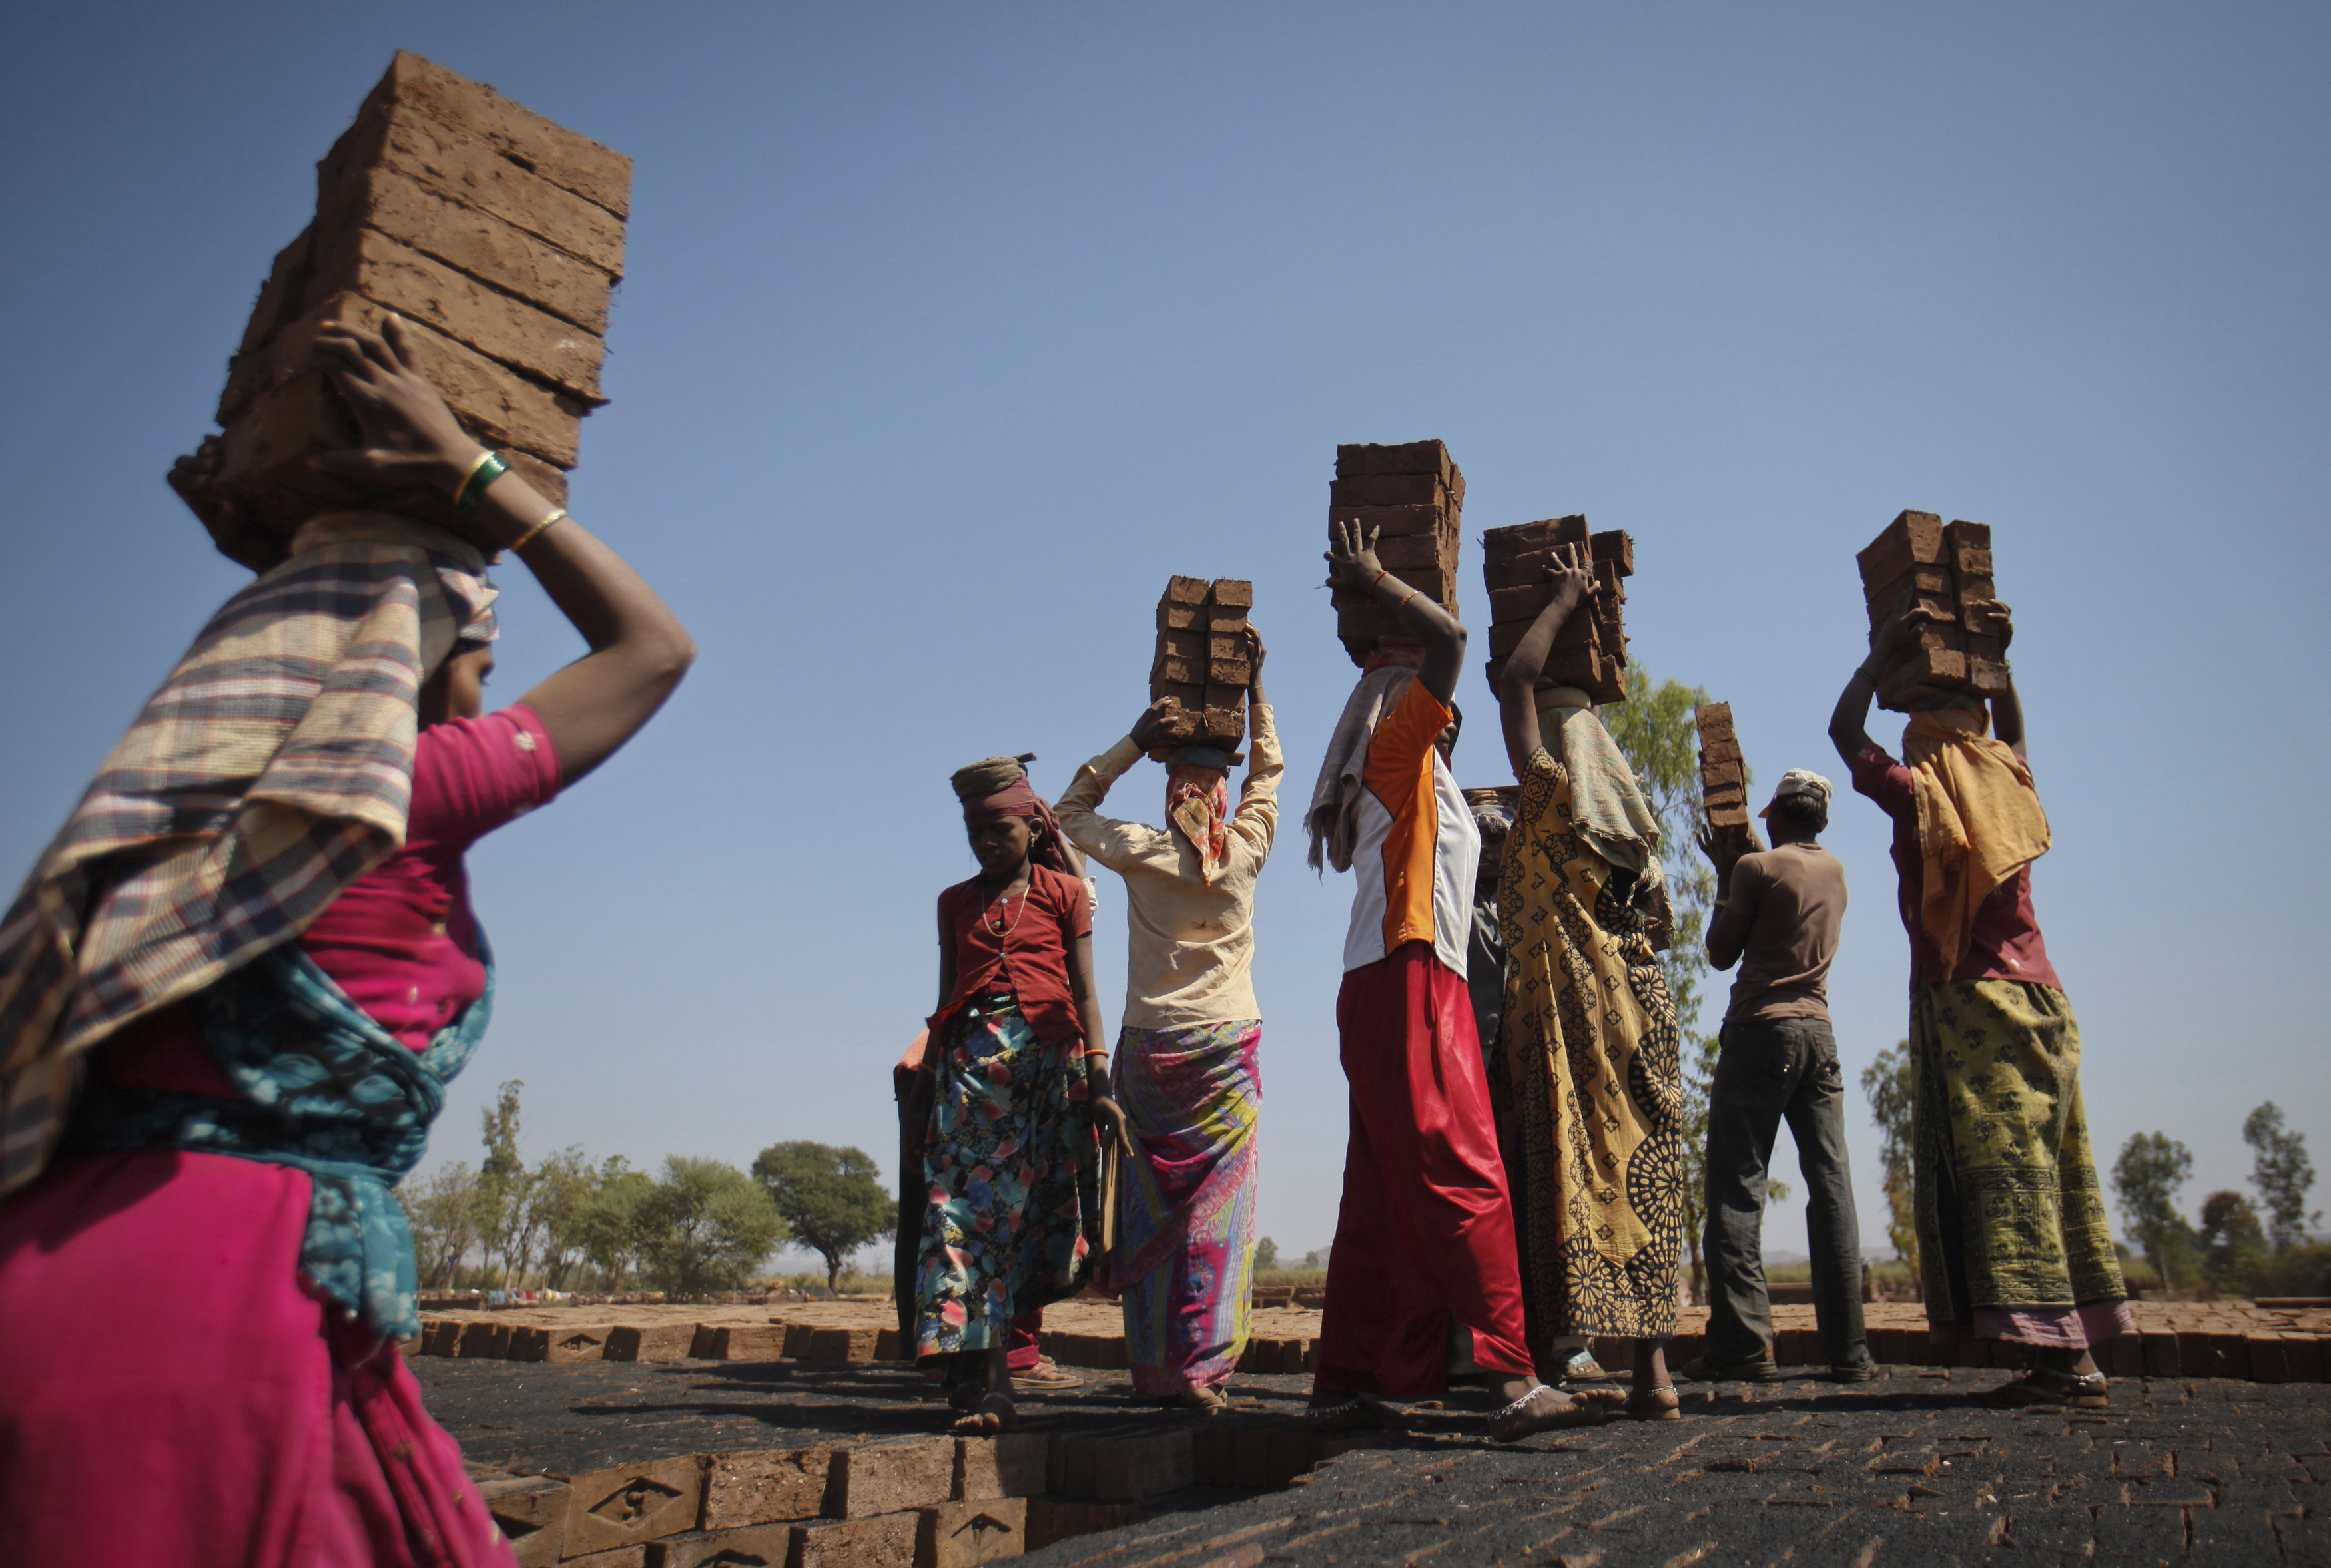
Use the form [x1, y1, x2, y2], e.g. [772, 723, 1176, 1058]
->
[1487, 1384, 1608, 1442]
[950, 1393, 1018, 1434]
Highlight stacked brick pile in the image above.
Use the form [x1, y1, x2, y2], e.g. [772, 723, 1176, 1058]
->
[1855, 510, 2010, 710]
[1479, 515, 1633, 702]
[206, 51, 628, 568]
[1148, 577, 1253, 758]
[1327, 440, 1463, 666]
[1694, 702, 1754, 853]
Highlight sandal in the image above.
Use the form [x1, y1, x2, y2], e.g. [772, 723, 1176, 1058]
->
[1988, 1368, 2108, 1410]
[1486, 1383, 1608, 1442]
[1160, 1386, 1231, 1416]
[1624, 1384, 1682, 1421]
[1012, 1358, 1083, 1391]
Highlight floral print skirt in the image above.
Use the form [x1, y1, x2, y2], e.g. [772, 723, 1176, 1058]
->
[914, 997, 1100, 1358]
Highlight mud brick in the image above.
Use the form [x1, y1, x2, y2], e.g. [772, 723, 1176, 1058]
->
[1210, 577, 1254, 609]
[1708, 801, 1752, 829]
[697, 1325, 789, 1361]
[1193, 1426, 1235, 1487]
[874, 1327, 904, 1361]
[1335, 439, 1452, 483]
[480, 1475, 567, 1567]
[1265, 1430, 1319, 1488]
[458, 1321, 511, 1358]
[1330, 472, 1447, 509]
[1023, 1499, 1130, 1551]
[603, 1323, 697, 1362]
[1330, 501, 1449, 539]
[1487, 581, 1557, 624]
[1162, 574, 1211, 608]
[1941, 517, 1990, 552]
[1156, 601, 1201, 632]
[1704, 784, 1747, 814]
[645, 1524, 790, 1568]
[221, 291, 583, 462]
[1152, 656, 1203, 688]
[916, 1498, 1029, 1568]
[1868, 1327, 1908, 1365]
[807, 1327, 879, 1366]
[1544, 644, 1605, 687]
[1483, 553, 1560, 591]
[562, 1456, 706, 1557]
[1856, 510, 1946, 596]
[1153, 698, 1205, 742]
[303, 227, 605, 403]
[1207, 605, 1250, 635]
[1966, 656, 2011, 697]
[1231, 1428, 1275, 1488]
[1157, 627, 1209, 661]
[2284, 1334, 2326, 1382]
[1700, 758, 1744, 791]
[1879, 643, 1966, 696]
[420, 1320, 460, 1356]
[954, 1433, 1050, 1501]
[824, 1436, 956, 1519]
[1865, 562, 1954, 608]
[2103, 1332, 2145, 1378]
[1369, 531, 1457, 573]
[1592, 559, 1624, 599]
[326, 96, 626, 276]
[2177, 1330, 2226, 1378]
[1951, 545, 1993, 577]
[1200, 706, 1247, 747]
[1589, 529, 1634, 577]
[772, 1322, 817, 1358]
[366, 53, 631, 216]
[562, 1547, 646, 1567]
[1483, 515, 1590, 563]
[1955, 577, 1998, 619]
[1489, 617, 1600, 659]
[1906, 615, 1966, 654]
[528, 1322, 609, 1362]
[239, 226, 319, 356]
[1701, 733, 1743, 764]
[788, 1514, 920, 1568]
[2141, 1331, 2182, 1378]
[503, 1326, 549, 1361]
[1091, 1429, 1194, 1501]
[318, 164, 615, 332]
[703, 1447, 834, 1527]
[1695, 701, 1734, 733]
[1205, 681, 1251, 714]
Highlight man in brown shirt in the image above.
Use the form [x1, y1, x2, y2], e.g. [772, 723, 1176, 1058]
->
[1681, 769, 1879, 1384]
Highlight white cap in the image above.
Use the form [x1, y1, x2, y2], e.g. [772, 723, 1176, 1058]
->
[1759, 768, 1833, 818]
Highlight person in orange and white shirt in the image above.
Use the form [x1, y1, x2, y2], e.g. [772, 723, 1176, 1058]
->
[1297, 521, 1610, 1443]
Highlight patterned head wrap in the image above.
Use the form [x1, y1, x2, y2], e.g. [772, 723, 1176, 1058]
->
[0, 512, 498, 1199]
[951, 754, 1077, 876]
[1166, 765, 1231, 882]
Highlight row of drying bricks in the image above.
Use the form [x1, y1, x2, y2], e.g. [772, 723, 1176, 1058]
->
[478, 1423, 1369, 1568]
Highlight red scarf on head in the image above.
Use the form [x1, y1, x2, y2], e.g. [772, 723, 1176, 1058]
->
[1166, 766, 1231, 881]
[960, 780, 1077, 876]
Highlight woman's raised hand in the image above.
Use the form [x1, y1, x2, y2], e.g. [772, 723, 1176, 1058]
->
[1542, 541, 1593, 607]
[1325, 517, 1384, 589]
[306, 316, 493, 521]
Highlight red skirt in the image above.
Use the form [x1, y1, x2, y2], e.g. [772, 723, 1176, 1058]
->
[1314, 941, 1534, 1397]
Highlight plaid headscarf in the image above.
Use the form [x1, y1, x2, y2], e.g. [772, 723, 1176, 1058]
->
[1166, 765, 1231, 882]
[0, 512, 497, 1198]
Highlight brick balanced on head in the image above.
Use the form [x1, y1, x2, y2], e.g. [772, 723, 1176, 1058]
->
[1855, 510, 2009, 711]
[1326, 439, 1465, 666]
[208, 51, 631, 566]
[1479, 514, 1633, 702]
[1148, 576, 1254, 758]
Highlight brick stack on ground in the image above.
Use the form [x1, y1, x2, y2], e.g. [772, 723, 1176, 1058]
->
[206, 51, 628, 567]
[1148, 577, 1253, 758]
[1694, 702, 1755, 857]
[1327, 441, 1463, 666]
[1478, 514, 1634, 702]
[1855, 509, 2010, 711]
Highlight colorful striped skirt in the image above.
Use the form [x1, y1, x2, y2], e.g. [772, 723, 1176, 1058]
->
[1111, 1019, 1263, 1396]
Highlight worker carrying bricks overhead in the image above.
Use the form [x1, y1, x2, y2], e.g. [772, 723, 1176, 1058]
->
[1301, 455, 1596, 1443]
[1056, 585, 1279, 1414]
[0, 51, 699, 1561]
[1486, 535, 1688, 1421]
[1830, 515, 2136, 1408]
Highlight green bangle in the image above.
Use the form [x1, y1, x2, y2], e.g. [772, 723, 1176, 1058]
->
[454, 451, 510, 511]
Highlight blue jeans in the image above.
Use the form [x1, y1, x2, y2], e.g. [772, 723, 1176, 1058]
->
[1702, 1015, 1875, 1371]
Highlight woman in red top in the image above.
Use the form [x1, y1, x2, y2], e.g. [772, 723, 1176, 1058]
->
[0, 314, 693, 1563]
[911, 756, 1128, 1434]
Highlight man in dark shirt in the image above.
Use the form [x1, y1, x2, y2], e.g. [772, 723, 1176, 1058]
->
[1680, 769, 1879, 1384]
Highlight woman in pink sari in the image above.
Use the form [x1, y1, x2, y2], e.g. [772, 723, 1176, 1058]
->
[0, 316, 693, 1563]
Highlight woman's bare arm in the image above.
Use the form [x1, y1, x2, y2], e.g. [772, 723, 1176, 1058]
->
[1324, 519, 1467, 705]
[1069, 933, 1131, 1153]
[1496, 544, 1592, 776]
[307, 314, 695, 785]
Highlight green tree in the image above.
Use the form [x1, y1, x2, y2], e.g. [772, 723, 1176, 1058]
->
[2243, 1102, 2319, 1250]
[477, 1079, 537, 1286]
[750, 1141, 896, 1292]
[2113, 1131, 2196, 1289]
[1253, 1236, 1279, 1272]
[1602, 665, 1779, 1304]
[562, 1156, 659, 1290]
[1859, 1040, 1919, 1286]
[406, 1161, 486, 1290]
[2196, 1190, 2267, 1282]
[519, 1147, 603, 1290]
[635, 1156, 787, 1296]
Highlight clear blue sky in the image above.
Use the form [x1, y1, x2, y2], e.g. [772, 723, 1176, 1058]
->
[3, 2, 2324, 1270]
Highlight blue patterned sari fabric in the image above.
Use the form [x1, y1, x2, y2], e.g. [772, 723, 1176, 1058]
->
[66, 944, 488, 1341]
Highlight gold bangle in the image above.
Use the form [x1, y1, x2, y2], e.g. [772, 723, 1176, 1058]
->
[508, 509, 567, 555]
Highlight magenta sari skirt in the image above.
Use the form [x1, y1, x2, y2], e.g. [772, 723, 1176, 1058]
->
[0, 1149, 515, 1567]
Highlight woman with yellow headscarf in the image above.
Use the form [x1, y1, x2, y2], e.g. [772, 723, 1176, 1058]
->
[1830, 602, 2131, 1410]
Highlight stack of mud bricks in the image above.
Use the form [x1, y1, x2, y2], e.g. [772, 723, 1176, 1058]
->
[1694, 702, 1756, 855]
[1327, 439, 1463, 666]
[1855, 510, 2009, 711]
[206, 51, 627, 569]
[1479, 514, 1634, 703]
[1148, 577, 1254, 758]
